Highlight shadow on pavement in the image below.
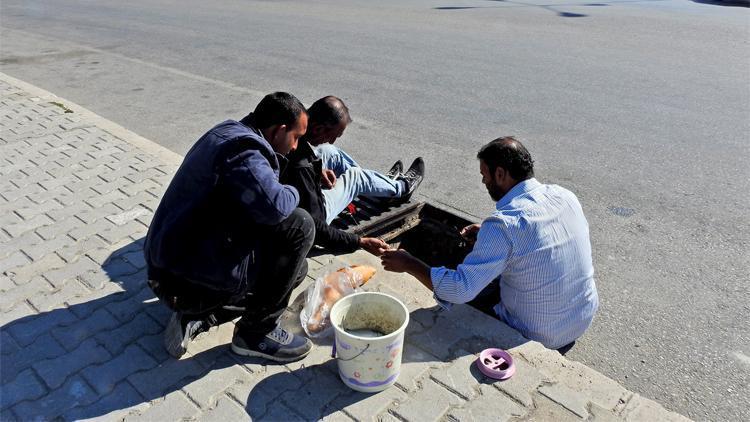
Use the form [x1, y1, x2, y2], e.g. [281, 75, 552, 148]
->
[1, 238, 528, 419]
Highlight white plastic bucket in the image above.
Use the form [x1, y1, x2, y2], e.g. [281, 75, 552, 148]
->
[330, 292, 409, 393]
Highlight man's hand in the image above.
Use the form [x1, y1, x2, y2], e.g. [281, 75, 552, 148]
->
[380, 249, 418, 273]
[459, 223, 481, 244]
[321, 169, 337, 189]
[359, 237, 389, 256]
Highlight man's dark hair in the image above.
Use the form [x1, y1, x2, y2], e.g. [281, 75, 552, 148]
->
[307, 96, 352, 127]
[477, 137, 535, 181]
[243, 92, 306, 130]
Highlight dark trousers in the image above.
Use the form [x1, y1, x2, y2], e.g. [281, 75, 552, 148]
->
[151, 208, 315, 337]
[466, 278, 576, 356]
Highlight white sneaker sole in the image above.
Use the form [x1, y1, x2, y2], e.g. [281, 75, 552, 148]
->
[230, 343, 312, 363]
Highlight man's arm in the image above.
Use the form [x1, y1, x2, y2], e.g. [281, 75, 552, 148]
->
[224, 148, 299, 225]
[381, 249, 433, 291]
[381, 219, 510, 304]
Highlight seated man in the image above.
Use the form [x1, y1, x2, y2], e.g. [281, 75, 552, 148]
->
[145, 92, 315, 362]
[282, 96, 423, 254]
[306, 96, 425, 224]
[381, 137, 599, 354]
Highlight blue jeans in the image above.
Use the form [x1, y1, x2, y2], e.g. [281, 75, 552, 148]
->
[315, 144, 404, 224]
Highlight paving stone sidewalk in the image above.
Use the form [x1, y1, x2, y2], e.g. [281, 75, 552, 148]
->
[0, 73, 690, 421]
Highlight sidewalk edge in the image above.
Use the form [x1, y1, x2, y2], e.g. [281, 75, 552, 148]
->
[0, 72, 183, 167]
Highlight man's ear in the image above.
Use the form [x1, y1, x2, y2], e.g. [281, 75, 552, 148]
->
[494, 166, 506, 185]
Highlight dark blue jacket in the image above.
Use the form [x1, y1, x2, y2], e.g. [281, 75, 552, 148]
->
[144, 117, 299, 294]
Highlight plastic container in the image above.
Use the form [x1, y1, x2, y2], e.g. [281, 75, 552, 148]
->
[330, 292, 409, 393]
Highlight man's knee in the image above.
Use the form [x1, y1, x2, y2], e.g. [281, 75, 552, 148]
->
[284, 208, 315, 248]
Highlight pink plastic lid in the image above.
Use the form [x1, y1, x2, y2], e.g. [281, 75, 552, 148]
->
[476, 348, 516, 380]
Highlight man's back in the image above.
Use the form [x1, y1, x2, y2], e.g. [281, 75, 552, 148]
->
[490, 179, 598, 349]
[144, 119, 298, 293]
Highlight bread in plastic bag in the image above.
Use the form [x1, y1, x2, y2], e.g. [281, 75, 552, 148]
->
[300, 265, 376, 338]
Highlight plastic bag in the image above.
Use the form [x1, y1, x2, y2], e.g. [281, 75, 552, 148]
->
[300, 265, 376, 338]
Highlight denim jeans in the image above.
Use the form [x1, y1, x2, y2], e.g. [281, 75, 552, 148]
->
[315, 144, 404, 224]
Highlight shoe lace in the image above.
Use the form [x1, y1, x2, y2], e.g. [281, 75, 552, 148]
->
[400, 169, 421, 184]
[267, 327, 291, 344]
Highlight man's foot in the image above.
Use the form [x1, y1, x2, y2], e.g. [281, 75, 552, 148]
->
[397, 157, 425, 200]
[164, 312, 211, 358]
[385, 160, 403, 179]
[231, 325, 313, 362]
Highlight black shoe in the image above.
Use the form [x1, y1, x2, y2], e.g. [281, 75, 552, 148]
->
[231, 325, 313, 362]
[397, 157, 425, 200]
[385, 160, 403, 179]
[164, 312, 211, 358]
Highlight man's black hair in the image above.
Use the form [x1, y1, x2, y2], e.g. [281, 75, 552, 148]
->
[477, 137, 535, 181]
[307, 96, 352, 127]
[242, 92, 306, 130]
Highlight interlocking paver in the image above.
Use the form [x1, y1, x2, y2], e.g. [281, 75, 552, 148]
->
[124, 390, 200, 422]
[447, 384, 526, 422]
[0, 276, 52, 311]
[29, 279, 90, 312]
[392, 378, 465, 421]
[0, 74, 689, 422]
[33, 338, 112, 389]
[3, 305, 77, 347]
[63, 381, 147, 421]
[51, 307, 121, 351]
[81, 344, 158, 395]
[127, 355, 206, 399]
[95, 311, 163, 355]
[0, 368, 47, 409]
[200, 395, 251, 422]
[329, 384, 407, 422]
[181, 355, 255, 408]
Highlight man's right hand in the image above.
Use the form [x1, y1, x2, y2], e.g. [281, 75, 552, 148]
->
[459, 223, 481, 244]
[321, 169, 337, 189]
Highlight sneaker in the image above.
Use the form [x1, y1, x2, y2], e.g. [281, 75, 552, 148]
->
[231, 325, 313, 362]
[385, 160, 403, 179]
[397, 157, 425, 200]
[163, 312, 211, 359]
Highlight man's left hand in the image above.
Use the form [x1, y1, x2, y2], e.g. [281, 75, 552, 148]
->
[359, 237, 389, 256]
[321, 169, 337, 189]
[381, 249, 417, 273]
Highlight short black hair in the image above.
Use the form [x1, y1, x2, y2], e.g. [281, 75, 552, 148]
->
[246, 92, 306, 130]
[477, 137, 535, 180]
[307, 96, 352, 127]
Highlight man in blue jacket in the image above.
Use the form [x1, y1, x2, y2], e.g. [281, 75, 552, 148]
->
[145, 92, 315, 362]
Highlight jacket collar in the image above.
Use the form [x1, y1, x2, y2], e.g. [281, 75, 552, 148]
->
[496, 178, 541, 209]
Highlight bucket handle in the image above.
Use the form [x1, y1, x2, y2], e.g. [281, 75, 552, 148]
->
[331, 342, 371, 361]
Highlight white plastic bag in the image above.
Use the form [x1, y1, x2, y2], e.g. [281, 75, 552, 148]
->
[300, 266, 367, 338]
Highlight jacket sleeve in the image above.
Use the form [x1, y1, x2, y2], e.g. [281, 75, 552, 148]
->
[223, 149, 299, 225]
[312, 215, 361, 252]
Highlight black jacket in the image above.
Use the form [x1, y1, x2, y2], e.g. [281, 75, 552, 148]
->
[282, 140, 360, 252]
[144, 118, 299, 293]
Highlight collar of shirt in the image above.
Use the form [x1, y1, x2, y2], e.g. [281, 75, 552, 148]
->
[496, 178, 542, 209]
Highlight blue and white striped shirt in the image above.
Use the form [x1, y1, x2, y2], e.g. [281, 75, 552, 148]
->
[431, 178, 599, 349]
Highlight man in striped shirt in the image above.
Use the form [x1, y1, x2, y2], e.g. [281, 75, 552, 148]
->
[381, 137, 599, 353]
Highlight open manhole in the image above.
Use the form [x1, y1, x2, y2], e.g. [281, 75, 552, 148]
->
[331, 198, 477, 269]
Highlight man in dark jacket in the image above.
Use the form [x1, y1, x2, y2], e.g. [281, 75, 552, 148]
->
[282, 96, 424, 254]
[144, 92, 315, 362]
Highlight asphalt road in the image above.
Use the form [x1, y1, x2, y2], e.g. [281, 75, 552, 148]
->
[1, 0, 748, 420]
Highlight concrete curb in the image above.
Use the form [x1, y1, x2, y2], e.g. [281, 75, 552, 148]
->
[0, 72, 184, 167]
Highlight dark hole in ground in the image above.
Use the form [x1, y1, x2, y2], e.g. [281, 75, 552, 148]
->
[333, 200, 475, 269]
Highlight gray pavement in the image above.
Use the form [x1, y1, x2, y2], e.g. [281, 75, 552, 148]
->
[0, 74, 690, 421]
[0, 2, 749, 420]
